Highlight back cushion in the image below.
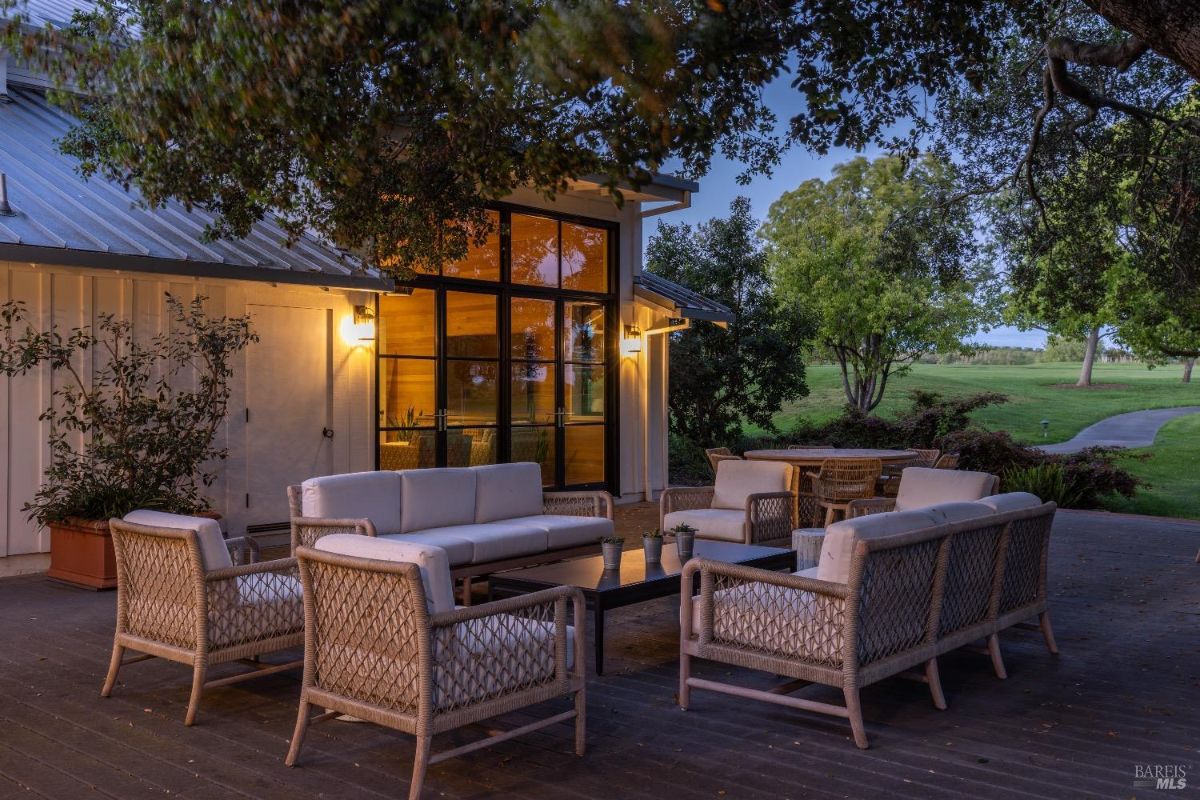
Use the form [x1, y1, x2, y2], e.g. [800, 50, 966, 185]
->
[712, 460, 792, 510]
[895, 467, 997, 512]
[817, 509, 941, 584]
[923, 501, 995, 525]
[474, 462, 544, 523]
[301, 471, 403, 535]
[314, 533, 455, 614]
[400, 468, 478, 532]
[123, 510, 232, 572]
[976, 492, 1043, 513]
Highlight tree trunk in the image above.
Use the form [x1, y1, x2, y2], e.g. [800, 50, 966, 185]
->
[1077, 326, 1100, 387]
[1184, 357, 1195, 384]
[1082, 0, 1200, 81]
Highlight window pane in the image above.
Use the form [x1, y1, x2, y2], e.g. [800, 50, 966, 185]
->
[448, 427, 497, 467]
[565, 425, 605, 485]
[445, 291, 498, 357]
[511, 214, 558, 286]
[380, 359, 436, 427]
[446, 360, 498, 425]
[444, 210, 500, 281]
[564, 302, 605, 363]
[379, 289, 435, 356]
[512, 426, 556, 486]
[510, 297, 556, 361]
[562, 223, 608, 292]
[564, 364, 604, 420]
[512, 362, 556, 424]
[379, 429, 435, 470]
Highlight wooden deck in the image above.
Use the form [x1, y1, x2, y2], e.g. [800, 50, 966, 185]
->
[0, 508, 1197, 799]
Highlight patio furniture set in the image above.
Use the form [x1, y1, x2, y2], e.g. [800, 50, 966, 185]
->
[97, 457, 1059, 798]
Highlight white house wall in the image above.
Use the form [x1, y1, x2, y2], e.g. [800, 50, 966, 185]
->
[0, 259, 375, 576]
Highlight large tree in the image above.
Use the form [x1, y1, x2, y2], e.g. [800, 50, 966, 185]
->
[645, 197, 810, 446]
[763, 155, 990, 412]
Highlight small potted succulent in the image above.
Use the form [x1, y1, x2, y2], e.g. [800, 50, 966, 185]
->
[671, 523, 697, 562]
[642, 528, 663, 565]
[600, 535, 624, 571]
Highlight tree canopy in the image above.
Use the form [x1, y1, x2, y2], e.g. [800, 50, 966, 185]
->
[763, 155, 990, 412]
[646, 197, 810, 446]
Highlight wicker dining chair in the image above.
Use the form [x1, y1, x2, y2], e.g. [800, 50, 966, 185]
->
[287, 536, 586, 800]
[808, 458, 882, 527]
[704, 447, 742, 478]
[102, 514, 304, 726]
[933, 453, 960, 470]
[879, 448, 941, 496]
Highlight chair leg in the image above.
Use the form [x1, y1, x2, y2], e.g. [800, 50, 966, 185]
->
[184, 661, 207, 726]
[461, 576, 473, 607]
[574, 688, 587, 756]
[925, 658, 947, 710]
[823, 505, 836, 527]
[101, 644, 124, 697]
[1039, 611, 1059, 655]
[843, 686, 869, 749]
[987, 634, 1008, 679]
[678, 651, 691, 710]
[409, 735, 432, 800]
[285, 699, 311, 767]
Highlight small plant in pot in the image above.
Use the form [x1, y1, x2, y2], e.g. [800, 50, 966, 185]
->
[599, 535, 624, 571]
[642, 528, 663, 565]
[0, 294, 256, 589]
[671, 523, 697, 562]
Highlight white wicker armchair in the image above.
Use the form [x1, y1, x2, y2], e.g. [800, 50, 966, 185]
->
[660, 459, 794, 547]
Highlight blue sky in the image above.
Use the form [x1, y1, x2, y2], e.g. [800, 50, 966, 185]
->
[642, 76, 1046, 349]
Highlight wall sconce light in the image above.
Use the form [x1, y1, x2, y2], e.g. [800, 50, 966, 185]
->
[344, 304, 376, 343]
[623, 324, 643, 355]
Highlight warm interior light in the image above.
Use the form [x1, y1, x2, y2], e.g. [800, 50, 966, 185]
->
[623, 324, 643, 355]
[342, 304, 377, 344]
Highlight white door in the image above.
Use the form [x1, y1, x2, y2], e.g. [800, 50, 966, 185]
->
[245, 304, 334, 523]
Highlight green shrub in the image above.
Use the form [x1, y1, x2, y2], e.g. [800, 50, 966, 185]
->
[1001, 463, 1087, 508]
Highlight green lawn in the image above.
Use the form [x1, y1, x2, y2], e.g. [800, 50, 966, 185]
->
[762, 361, 1200, 444]
[1104, 413, 1200, 519]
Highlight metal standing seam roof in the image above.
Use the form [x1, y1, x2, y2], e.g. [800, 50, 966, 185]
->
[634, 270, 734, 324]
[0, 86, 390, 291]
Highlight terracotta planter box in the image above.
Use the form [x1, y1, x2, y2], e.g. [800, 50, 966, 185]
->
[46, 518, 116, 590]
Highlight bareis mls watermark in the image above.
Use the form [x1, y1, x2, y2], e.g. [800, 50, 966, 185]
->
[1134, 764, 1189, 790]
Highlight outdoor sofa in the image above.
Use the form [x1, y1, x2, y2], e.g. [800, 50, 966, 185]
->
[289, 462, 613, 602]
[659, 459, 795, 547]
[680, 492, 1058, 748]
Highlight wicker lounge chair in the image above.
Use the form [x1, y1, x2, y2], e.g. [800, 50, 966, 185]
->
[286, 535, 585, 799]
[660, 459, 794, 547]
[848, 467, 999, 518]
[879, 449, 940, 495]
[808, 458, 882, 526]
[102, 512, 304, 725]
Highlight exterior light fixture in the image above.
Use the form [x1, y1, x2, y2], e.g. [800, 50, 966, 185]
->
[623, 324, 643, 355]
[1040, 418, 1049, 438]
[345, 304, 376, 343]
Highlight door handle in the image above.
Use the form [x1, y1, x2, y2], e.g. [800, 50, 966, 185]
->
[322, 427, 334, 439]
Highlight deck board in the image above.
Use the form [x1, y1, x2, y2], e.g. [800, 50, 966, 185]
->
[0, 508, 1196, 799]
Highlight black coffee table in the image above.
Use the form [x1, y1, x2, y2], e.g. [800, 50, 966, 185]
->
[488, 540, 794, 675]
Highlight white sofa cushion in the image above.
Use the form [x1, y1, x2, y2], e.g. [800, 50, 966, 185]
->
[504, 514, 612, 549]
[474, 463, 544, 523]
[976, 492, 1043, 513]
[379, 532, 474, 567]
[711, 460, 792, 510]
[314, 533, 455, 614]
[410, 521, 548, 564]
[817, 509, 942, 584]
[123, 510, 232, 571]
[923, 501, 995, 525]
[400, 468, 477, 532]
[301, 471, 403, 535]
[894, 467, 997, 512]
[663, 508, 746, 543]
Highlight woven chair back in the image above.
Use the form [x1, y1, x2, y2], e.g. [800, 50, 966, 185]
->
[109, 521, 203, 649]
[910, 448, 940, 467]
[705, 447, 741, 477]
[814, 458, 882, 501]
[933, 453, 960, 470]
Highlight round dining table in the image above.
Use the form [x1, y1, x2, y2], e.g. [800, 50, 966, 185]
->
[743, 448, 918, 527]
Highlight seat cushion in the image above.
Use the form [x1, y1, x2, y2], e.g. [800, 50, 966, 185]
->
[712, 460, 792, 510]
[688, 582, 840, 666]
[301, 471, 403, 535]
[894, 467, 997, 512]
[503, 514, 613, 549]
[314, 533, 456, 614]
[378, 532, 474, 567]
[923, 501, 995, 525]
[411, 521, 548, 564]
[663, 508, 746, 543]
[976, 492, 1043, 513]
[123, 510, 232, 571]
[473, 463, 544, 523]
[400, 468, 478, 532]
[817, 509, 942, 585]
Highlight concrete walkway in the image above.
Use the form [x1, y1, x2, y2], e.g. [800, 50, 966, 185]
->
[1037, 405, 1200, 454]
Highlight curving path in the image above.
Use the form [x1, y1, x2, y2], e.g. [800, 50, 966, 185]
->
[1036, 405, 1200, 454]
